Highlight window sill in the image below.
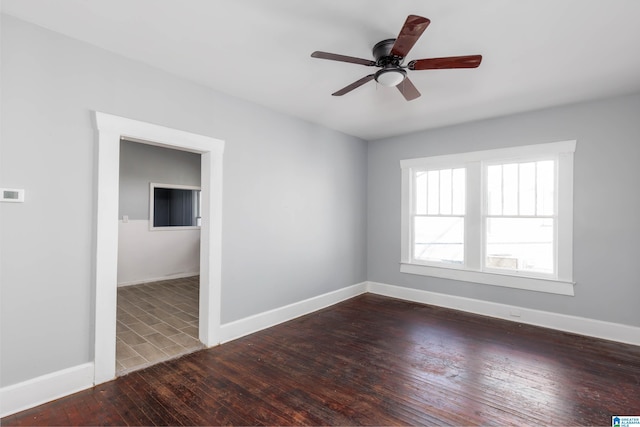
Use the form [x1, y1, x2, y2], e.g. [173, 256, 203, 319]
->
[400, 263, 575, 296]
[149, 226, 201, 231]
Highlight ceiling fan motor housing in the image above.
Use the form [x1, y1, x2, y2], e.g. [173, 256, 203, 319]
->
[372, 38, 403, 66]
[373, 39, 406, 86]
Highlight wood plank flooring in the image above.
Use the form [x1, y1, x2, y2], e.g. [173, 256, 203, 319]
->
[3, 294, 640, 426]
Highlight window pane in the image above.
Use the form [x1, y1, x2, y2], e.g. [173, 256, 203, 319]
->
[519, 162, 536, 215]
[486, 218, 554, 274]
[452, 168, 466, 215]
[414, 217, 464, 264]
[415, 171, 427, 215]
[153, 187, 199, 227]
[440, 169, 452, 215]
[427, 170, 439, 215]
[503, 163, 518, 215]
[487, 165, 502, 215]
[537, 160, 555, 215]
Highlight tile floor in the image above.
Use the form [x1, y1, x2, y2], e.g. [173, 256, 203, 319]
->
[116, 276, 204, 375]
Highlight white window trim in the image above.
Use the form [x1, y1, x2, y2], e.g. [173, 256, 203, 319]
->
[400, 140, 576, 296]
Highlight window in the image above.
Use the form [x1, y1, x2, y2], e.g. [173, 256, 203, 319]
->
[400, 141, 576, 295]
[485, 160, 555, 275]
[414, 168, 466, 265]
[150, 183, 201, 229]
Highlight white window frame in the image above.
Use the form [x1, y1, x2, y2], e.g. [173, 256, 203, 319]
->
[400, 140, 576, 296]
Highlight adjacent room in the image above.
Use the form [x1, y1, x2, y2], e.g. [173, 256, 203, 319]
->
[1, 1, 639, 425]
[117, 141, 204, 374]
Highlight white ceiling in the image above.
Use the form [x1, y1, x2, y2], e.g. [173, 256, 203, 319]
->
[3, 0, 640, 140]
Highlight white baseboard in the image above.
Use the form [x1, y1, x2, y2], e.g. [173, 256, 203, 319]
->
[117, 272, 199, 287]
[0, 282, 367, 418]
[367, 281, 640, 346]
[219, 282, 368, 343]
[0, 362, 94, 418]
[3, 280, 637, 418]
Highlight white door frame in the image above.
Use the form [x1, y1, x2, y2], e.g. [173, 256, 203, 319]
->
[93, 112, 224, 384]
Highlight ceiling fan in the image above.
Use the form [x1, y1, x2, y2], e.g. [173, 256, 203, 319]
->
[311, 15, 482, 101]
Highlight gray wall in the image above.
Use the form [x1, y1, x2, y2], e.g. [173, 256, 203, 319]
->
[368, 92, 640, 328]
[119, 140, 201, 220]
[0, 15, 368, 386]
[2, 11, 638, 392]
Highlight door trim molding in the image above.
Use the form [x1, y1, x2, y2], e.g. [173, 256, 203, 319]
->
[93, 112, 224, 384]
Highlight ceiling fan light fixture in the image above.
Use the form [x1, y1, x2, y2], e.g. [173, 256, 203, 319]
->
[374, 68, 406, 87]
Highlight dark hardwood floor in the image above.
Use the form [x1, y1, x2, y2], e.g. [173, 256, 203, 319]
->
[3, 294, 639, 426]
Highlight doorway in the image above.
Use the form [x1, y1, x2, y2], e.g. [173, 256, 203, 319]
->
[93, 112, 224, 384]
[116, 140, 204, 374]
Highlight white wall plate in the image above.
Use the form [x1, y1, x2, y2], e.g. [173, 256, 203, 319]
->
[1, 188, 25, 202]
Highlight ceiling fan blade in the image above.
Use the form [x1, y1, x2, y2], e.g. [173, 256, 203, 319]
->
[408, 55, 483, 70]
[396, 77, 421, 101]
[332, 74, 375, 96]
[390, 15, 431, 58]
[311, 51, 376, 66]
